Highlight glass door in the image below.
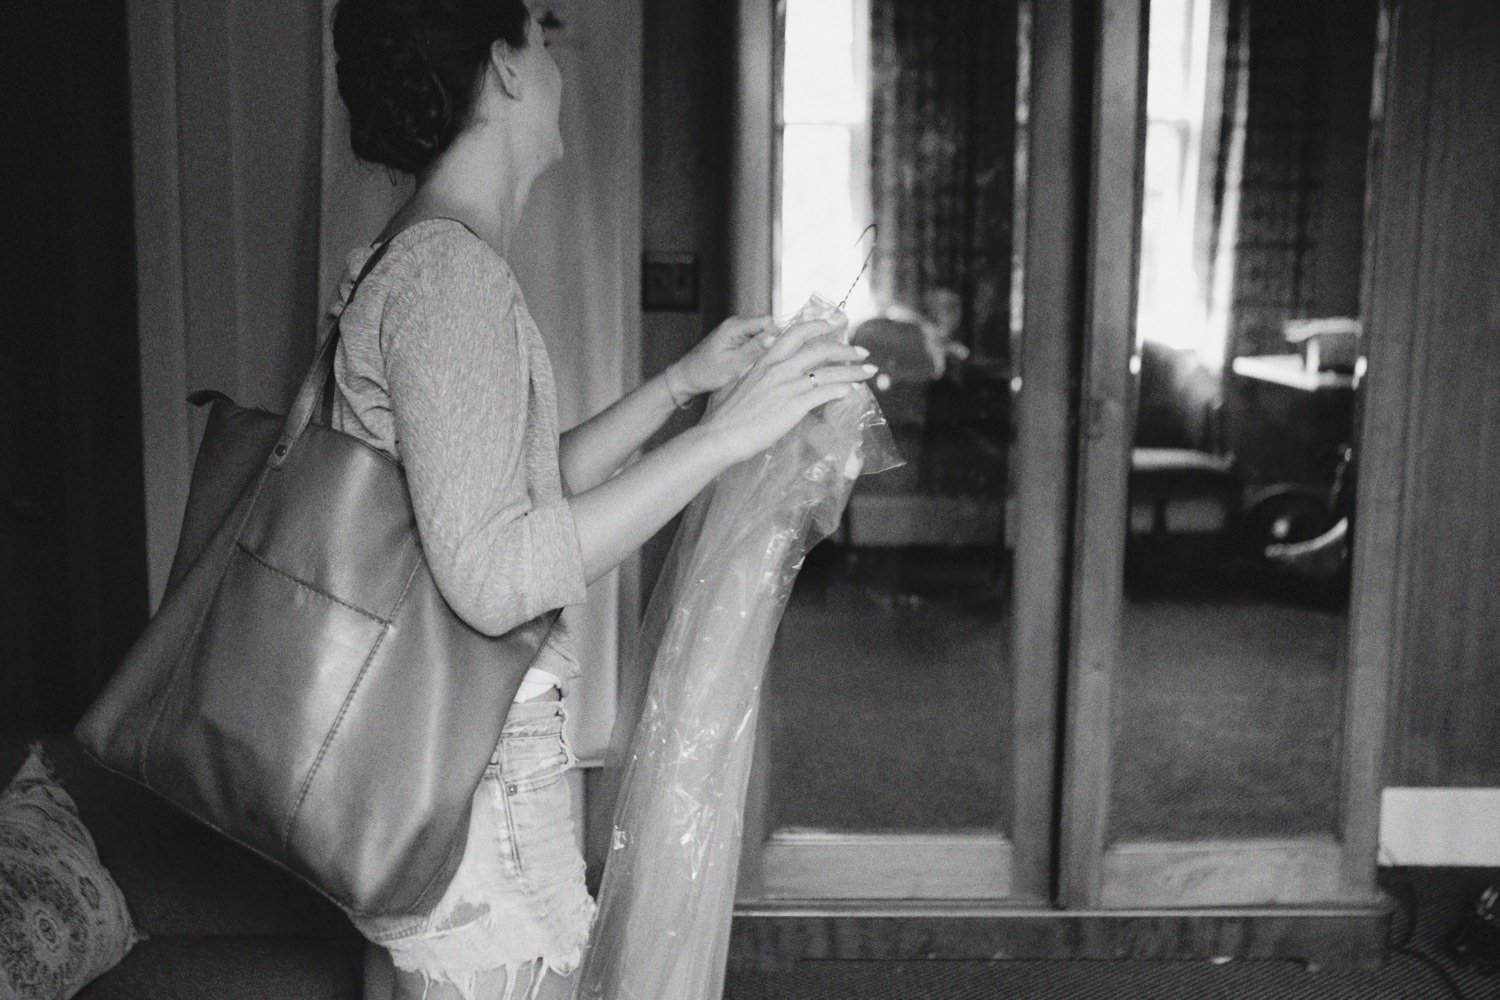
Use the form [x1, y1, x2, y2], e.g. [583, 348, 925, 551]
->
[730, 0, 1389, 916]
[1059, 0, 1388, 908]
[736, 0, 1074, 905]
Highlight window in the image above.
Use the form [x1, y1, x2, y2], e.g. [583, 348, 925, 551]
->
[1137, 0, 1225, 363]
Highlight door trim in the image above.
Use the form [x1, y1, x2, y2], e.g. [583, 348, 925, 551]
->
[1009, 0, 1090, 903]
[1059, 0, 1149, 908]
[759, 833, 1013, 900]
[1100, 836, 1370, 907]
[729, 899, 1389, 967]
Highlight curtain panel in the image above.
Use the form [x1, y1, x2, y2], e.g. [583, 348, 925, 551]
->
[1222, 0, 1379, 362]
[867, 0, 1019, 362]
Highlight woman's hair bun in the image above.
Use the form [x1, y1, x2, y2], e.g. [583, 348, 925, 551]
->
[332, 0, 530, 175]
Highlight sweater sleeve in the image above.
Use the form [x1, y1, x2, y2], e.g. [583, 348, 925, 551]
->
[381, 235, 588, 636]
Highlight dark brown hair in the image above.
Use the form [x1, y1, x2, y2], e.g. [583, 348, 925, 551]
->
[332, 0, 531, 174]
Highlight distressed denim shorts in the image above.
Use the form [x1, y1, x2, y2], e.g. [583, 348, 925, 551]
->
[351, 697, 597, 1000]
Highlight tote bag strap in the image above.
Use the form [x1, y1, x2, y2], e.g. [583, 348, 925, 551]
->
[270, 218, 481, 469]
[269, 238, 397, 468]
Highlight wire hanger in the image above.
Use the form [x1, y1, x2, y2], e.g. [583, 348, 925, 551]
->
[836, 224, 878, 311]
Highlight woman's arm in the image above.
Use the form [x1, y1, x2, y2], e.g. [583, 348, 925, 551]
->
[556, 367, 683, 494]
[386, 238, 871, 628]
[384, 239, 591, 637]
[558, 316, 780, 493]
[569, 324, 876, 583]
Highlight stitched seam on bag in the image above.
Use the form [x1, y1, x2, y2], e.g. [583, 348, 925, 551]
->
[277, 622, 390, 856]
[139, 466, 275, 783]
[278, 557, 421, 861]
[236, 542, 390, 624]
[372, 559, 471, 913]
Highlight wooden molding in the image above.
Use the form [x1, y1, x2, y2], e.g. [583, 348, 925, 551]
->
[729, 900, 1389, 967]
[1009, 0, 1087, 903]
[754, 832, 1014, 900]
[1060, 0, 1150, 908]
[1099, 837, 1375, 907]
[730, 0, 775, 316]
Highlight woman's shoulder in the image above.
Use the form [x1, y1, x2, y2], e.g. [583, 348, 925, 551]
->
[383, 218, 517, 293]
[368, 219, 533, 365]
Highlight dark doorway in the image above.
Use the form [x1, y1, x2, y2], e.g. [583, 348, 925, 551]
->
[0, 1, 147, 731]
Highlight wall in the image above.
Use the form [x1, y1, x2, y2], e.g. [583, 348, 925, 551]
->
[579, 0, 741, 882]
[315, 0, 646, 767]
[1369, 0, 1500, 786]
[128, 0, 743, 751]
[0, 2, 147, 728]
[1361, 0, 1500, 864]
[637, 0, 739, 589]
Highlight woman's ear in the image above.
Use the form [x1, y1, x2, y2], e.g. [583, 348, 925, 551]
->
[488, 39, 524, 99]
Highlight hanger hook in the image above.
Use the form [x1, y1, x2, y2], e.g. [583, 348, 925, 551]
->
[836, 224, 878, 311]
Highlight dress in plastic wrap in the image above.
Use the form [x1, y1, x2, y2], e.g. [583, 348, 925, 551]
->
[575, 295, 902, 999]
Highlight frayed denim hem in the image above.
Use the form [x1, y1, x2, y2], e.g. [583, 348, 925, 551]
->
[385, 897, 591, 1000]
[381, 866, 596, 1000]
[390, 954, 565, 1000]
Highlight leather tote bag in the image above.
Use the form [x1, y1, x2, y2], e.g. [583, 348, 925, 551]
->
[76, 232, 558, 917]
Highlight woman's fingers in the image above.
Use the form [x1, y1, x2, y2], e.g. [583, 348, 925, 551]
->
[763, 316, 844, 363]
[801, 382, 856, 409]
[718, 315, 775, 345]
[800, 363, 878, 389]
[777, 339, 869, 378]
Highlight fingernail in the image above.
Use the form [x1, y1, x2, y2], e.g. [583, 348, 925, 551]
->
[854, 346, 870, 359]
[862, 364, 879, 375]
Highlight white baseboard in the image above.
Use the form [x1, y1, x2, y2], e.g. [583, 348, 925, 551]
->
[1380, 788, 1500, 866]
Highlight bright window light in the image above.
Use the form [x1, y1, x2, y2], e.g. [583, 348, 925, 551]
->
[777, 0, 873, 321]
[1138, 0, 1225, 365]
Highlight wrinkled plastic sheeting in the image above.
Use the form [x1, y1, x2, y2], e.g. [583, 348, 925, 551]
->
[575, 295, 902, 1000]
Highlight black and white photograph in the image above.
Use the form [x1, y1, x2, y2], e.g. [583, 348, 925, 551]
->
[1, 0, 1497, 997]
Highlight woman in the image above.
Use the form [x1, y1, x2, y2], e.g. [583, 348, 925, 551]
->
[329, 2, 876, 997]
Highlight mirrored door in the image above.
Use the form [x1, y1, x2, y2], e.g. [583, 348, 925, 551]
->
[736, 0, 1078, 904]
[730, 0, 1390, 913]
[1061, 0, 1388, 908]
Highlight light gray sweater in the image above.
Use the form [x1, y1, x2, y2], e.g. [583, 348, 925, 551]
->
[328, 218, 586, 688]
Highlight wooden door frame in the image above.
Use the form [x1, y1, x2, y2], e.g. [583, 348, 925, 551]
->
[1059, 0, 1390, 909]
[731, 0, 1082, 907]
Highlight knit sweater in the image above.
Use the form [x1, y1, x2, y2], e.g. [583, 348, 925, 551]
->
[328, 218, 587, 691]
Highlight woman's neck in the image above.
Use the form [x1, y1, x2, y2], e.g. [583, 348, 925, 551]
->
[383, 132, 539, 255]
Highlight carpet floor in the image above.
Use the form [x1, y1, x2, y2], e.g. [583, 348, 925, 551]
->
[766, 546, 1345, 839]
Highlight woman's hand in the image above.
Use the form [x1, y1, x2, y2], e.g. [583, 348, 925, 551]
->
[698, 316, 876, 466]
[569, 314, 874, 583]
[667, 315, 779, 400]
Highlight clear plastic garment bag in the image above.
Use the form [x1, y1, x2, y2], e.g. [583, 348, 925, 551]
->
[576, 295, 901, 1000]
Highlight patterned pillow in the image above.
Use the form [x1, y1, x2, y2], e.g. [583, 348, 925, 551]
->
[1, 746, 138, 999]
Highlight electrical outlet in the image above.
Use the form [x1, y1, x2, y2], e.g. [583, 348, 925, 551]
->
[642, 252, 699, 312]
